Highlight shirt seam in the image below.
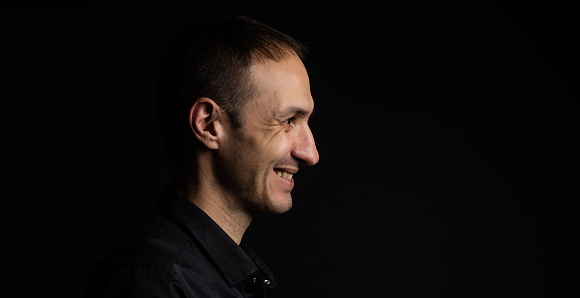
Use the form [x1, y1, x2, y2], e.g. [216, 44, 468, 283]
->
[115, 262, 174, 277]
[115, 262, 189, 293]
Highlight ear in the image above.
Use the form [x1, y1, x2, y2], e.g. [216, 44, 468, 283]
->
[188, 97, 228, 150]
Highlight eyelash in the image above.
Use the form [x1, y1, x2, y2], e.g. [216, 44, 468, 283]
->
[283, 118, 295, 127]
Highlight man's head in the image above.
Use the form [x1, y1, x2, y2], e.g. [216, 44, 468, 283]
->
[157, 16, 319, 214]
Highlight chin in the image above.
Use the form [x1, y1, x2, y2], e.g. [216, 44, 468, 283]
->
[272, 198, 293, 214]
[261, 193, 293, 214]
[260, 171, 295, 214]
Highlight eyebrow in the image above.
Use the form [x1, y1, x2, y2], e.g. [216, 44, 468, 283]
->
[276, 106, 315, 119]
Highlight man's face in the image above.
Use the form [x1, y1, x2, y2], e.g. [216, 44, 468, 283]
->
[218, 55, 319, 214]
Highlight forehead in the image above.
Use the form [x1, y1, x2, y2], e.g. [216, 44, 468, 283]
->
[248, 55, 314, 116]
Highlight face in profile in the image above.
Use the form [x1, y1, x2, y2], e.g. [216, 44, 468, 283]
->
[218, 54, 319, 214]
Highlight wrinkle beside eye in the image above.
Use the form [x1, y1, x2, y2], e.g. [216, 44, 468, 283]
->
[283, 118, 295, 127]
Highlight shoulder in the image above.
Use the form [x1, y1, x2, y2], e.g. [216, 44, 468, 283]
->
[105, 211, 197, 270]
[85, 262, 188, 298]
[85, 212, 201, 297]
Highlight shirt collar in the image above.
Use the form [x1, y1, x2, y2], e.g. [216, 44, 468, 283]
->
[160, 188, 276, 287]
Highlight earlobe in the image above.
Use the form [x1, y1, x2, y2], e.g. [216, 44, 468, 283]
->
[188, 97, 223, 150]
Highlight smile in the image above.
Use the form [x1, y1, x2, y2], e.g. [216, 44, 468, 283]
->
[275, 170, 293, 180]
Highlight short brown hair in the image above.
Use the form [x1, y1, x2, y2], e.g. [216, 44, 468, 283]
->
[156, 16, 306, 160]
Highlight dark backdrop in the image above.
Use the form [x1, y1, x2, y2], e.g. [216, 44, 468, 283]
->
[3, 1, 579, 297]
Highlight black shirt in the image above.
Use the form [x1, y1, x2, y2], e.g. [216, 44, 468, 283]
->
[85, 188, 277, 297]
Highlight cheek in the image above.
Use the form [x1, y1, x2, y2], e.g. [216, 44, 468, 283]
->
[239, 127, 294, 169]
[268, 133, 293, 160]
[249, 128, 293, 157]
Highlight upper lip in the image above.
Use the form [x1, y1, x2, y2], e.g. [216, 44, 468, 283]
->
[273, 166, 299, 174]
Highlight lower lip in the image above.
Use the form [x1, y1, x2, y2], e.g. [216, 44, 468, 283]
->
[274, 172, 295, 188]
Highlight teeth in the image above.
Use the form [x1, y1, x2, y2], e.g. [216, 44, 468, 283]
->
[276, 171, 293, 180]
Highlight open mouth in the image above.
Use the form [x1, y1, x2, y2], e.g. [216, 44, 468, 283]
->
[273, 165, 297, 181]
[274, 170, 294, 180]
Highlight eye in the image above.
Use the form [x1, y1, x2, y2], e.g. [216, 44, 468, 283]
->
[283, 117, 295, 127]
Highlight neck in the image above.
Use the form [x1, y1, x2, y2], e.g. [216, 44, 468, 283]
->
[174, 156, 252, 245]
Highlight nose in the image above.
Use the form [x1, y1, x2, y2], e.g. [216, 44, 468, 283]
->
[292, 125, 319, 167]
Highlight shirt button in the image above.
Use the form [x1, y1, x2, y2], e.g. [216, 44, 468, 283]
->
[263, 279, 272, 285]
[252, 278, 258, 284]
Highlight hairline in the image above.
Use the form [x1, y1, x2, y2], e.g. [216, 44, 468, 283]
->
[231, 50, 304, 129]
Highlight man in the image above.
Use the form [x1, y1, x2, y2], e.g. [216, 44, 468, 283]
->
[84, 16, 319, 297]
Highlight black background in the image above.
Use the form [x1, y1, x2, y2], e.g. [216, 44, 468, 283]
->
[3, 1, 579, 297]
